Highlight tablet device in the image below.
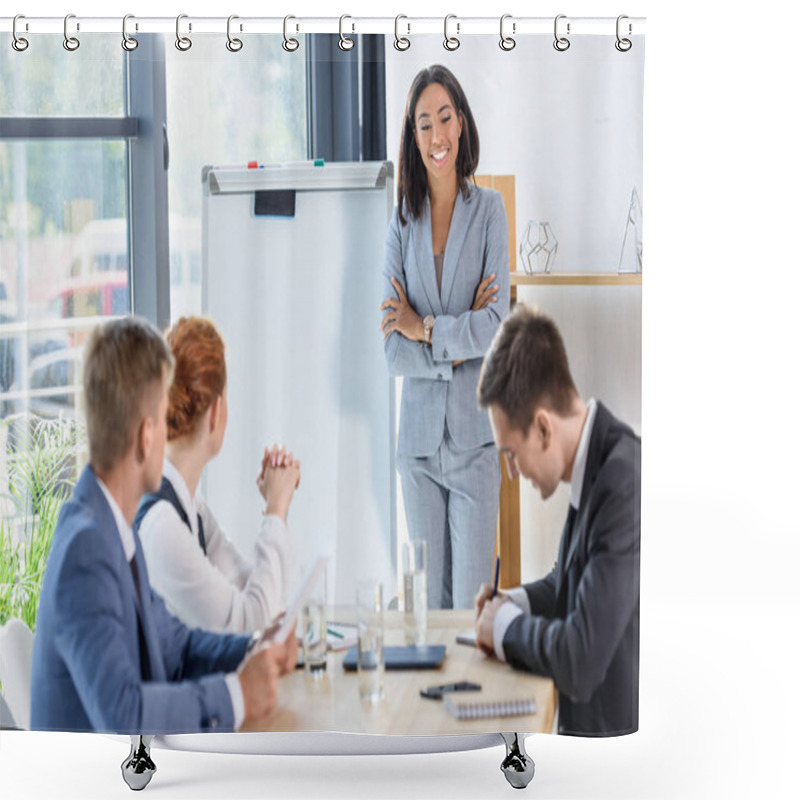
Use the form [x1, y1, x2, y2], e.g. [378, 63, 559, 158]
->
[342, 645, 446, 671]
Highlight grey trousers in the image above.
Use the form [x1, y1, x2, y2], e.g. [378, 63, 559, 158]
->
[398, 427, 501, 610]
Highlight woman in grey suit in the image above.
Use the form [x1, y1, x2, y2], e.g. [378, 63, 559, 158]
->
[380, 65, 510, 609]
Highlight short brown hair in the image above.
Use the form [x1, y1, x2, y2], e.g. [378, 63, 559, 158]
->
[83, 316, 173, 473]
[478, 304, 577, 432]
[164, 316, 226, 441]
[397, 65, 480, 225]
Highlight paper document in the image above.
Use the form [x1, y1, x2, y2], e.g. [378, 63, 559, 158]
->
[325, 622, 358, 652]
[268, 556, 329, 645]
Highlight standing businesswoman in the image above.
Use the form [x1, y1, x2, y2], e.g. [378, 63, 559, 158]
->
[380, 65, 510, 609]
[136, 316, 300, 633]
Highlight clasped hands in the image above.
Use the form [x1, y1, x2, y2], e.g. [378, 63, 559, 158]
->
[379, 272, 500, 365]
[256, 443, 301, 522]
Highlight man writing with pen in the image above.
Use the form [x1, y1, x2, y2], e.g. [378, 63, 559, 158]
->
[473, 304, 640, 738]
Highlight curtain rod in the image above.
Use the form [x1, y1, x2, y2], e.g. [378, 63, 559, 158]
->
[1, 16, 646, 38]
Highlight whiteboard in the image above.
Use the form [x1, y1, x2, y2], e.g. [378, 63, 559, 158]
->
[201, 162, 396, 603]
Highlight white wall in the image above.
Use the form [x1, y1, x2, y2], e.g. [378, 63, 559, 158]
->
[386, 35, 643, 581]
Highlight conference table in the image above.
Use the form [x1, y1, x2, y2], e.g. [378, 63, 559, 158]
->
[246, 609, 556, 736]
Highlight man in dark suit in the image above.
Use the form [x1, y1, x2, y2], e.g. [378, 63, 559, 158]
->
[31, 316, 296, 734]
[475, 304, 640, 737]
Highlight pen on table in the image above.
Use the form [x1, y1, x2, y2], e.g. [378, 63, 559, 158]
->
[492, 556, 501, 598]
[327, 626, 344, 639]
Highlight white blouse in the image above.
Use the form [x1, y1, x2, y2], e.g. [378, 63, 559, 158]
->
[138, 459, 292, 634]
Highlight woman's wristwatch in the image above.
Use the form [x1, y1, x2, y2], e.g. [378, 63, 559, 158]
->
[423, 315, 435, 344]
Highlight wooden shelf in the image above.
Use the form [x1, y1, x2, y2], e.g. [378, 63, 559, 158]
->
[511, 271, 642, 286]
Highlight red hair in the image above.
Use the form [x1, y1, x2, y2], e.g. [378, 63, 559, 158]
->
[165, 316, 226, 441]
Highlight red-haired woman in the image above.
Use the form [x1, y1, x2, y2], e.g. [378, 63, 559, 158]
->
[135, 316, 300, 633]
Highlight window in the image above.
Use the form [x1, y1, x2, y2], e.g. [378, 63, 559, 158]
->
[170, 252, 184, 286]
[189, 252, 202, 286]
[0, 37, 129, 423]
[164, 36, 307, 320]
[0, 35, 125, 117]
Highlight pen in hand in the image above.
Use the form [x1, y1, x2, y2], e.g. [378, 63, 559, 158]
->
[492, 556, 500, 599]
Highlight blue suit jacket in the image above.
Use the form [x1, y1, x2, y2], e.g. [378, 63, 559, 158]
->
[31, 465, 249, 733]
[383, 184, 510, 458]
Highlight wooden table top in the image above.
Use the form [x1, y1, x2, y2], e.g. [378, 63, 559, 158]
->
[246, 609, 555, 736]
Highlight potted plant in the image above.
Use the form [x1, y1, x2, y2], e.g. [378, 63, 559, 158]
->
[0, 414, 84, 632]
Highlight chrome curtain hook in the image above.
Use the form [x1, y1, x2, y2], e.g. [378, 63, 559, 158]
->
[283, 15, 299, 52]
[122, 15, 139, 51]
[176, 14, 192, 51]
[444, 14, 460, 51]
[226, 15, 243, 52]
[499, 14, 516, 51]
[12, 14, 29, 52]
[63, 13, 80, 51]
[338, 14, 354, 51]
[394, 14, 410, 51]
[615, 14, 632, 52]
[553, 14, 570, 52]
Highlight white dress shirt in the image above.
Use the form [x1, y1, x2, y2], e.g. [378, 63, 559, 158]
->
[138, 459, 292, 635]
[492, 399, 598, 661]
[96, 476, 245, 730]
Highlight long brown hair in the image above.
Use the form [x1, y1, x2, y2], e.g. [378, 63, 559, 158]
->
[397, 65, 480, 225]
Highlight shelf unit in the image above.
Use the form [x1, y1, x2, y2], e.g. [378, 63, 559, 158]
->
[511, 272, 642, 287]
[476, 176, 643, 590]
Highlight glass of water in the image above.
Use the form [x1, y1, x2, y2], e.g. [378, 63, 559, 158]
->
[302, 568, 327, 677]
[356, 580, 384, 703]
[402, 540, 427, 646]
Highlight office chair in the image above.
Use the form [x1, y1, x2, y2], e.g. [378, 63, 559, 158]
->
[0, 618, 34, 730]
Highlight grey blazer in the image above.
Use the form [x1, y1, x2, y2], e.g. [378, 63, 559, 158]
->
[382, 184, 510, 458]
[502, 403, 641, 737]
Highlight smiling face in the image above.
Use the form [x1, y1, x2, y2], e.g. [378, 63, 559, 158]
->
[489, 403, 564, 501]
[413, 82, 463, 187]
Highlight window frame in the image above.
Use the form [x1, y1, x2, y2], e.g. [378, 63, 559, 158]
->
[0, 31, 386, 386]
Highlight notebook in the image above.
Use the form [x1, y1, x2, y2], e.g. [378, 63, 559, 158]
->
[271, 556, 329, 645]
[443, 695, 537, 720]
[342, 645, 446, 671]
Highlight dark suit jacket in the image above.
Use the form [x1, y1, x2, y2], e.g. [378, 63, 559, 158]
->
[31, 465, 249, 733]
[503, 402, 640, 736]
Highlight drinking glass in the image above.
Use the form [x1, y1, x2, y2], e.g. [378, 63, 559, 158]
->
[356, 580, 384, 703]
[402, 540, 427, 646]
[301, 568, 327, 677]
